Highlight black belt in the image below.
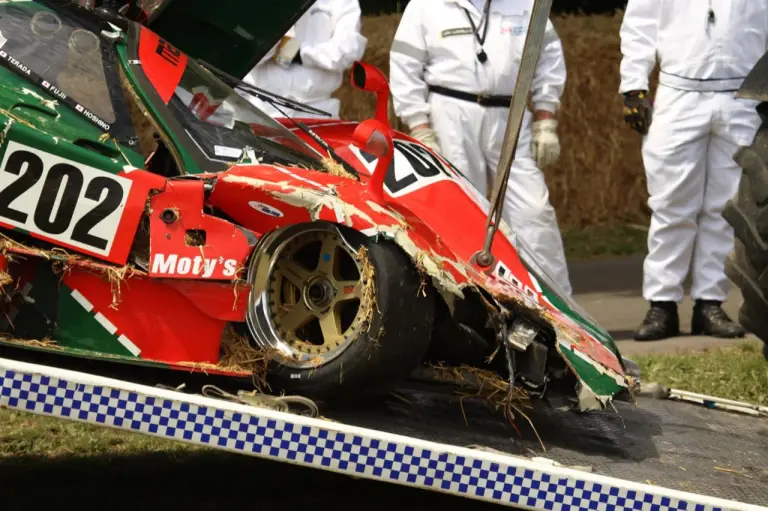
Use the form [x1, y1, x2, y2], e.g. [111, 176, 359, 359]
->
[428, 85, 511, 107]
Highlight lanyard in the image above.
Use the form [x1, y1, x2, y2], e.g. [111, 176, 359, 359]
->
[462, 0, 492, 63]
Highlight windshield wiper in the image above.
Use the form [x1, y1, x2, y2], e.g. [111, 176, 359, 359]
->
[198, 59, 361, 180]
[198, 59, 331, 118]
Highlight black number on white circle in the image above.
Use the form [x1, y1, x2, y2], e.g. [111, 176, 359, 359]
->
[0, 150, 125, 251]
[357, 141, 459, 195]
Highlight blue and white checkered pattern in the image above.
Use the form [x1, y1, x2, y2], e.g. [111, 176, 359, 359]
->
[0, 366, 729, 511]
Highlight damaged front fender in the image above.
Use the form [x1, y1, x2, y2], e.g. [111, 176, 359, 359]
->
[206, 163, 629, 411]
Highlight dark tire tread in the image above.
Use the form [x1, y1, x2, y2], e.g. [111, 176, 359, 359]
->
[724, 109, 768, 360]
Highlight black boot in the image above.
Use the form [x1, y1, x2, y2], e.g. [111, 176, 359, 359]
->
[634, 301, 679, 341]
[691, 300, 746, 338]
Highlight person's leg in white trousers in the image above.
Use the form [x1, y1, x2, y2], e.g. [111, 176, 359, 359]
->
[691, 93, 761, 300]
[642, 86, 711, 304]
[635, 85, 749, 340]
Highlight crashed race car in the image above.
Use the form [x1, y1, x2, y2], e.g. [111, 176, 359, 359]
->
[0, 0, 632, 413]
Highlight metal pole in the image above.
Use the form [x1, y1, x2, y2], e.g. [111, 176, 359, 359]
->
[472, 0, 555, 269]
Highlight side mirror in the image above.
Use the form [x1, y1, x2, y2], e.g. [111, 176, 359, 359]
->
[350, 61, 391, 127]
[352, 119, 393, 202]
[351, 61, 388, 93]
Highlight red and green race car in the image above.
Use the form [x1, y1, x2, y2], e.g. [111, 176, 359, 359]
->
[0, 0, 633, 412]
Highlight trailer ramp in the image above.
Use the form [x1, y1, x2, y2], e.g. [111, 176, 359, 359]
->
[329, 383, 768, 507]
[0, 357, 765, 511]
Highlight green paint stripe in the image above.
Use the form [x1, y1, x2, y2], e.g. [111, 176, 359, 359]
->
[541, 286, 620, 355]
[55, 287, 135, 357]
[559, 344, 626, 398]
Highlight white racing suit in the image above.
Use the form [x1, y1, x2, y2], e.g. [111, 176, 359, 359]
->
[389, 0, 572, 296]
[241, 0, 367, 119]
[620, 0, 768, 303]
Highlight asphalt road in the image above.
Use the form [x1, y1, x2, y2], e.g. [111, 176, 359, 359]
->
[569, 255, 760, 356]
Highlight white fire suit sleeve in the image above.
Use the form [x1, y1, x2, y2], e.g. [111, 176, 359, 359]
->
[389, 0, 430, 129]
[298, 1, 368, 73]
[531, 20, 566, 113]
[618, 0, 659, 93]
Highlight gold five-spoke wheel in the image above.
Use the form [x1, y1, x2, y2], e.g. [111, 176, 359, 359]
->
[268, 229, 371, 359]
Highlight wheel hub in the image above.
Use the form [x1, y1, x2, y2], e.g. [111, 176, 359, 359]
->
[304, 277, 336, 311]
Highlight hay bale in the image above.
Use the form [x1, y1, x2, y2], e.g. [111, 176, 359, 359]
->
[336, 11, 658, 229]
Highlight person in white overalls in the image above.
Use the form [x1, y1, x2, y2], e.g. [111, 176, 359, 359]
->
[620, 0, 768, 341]
[241, 0, 368, 119]
[388, 0, 573, 296]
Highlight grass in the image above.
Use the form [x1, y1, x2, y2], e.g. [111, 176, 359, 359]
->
[635, 340, 768, 405]
[0, 407, 196, 458]
[562, 225, 647, 260]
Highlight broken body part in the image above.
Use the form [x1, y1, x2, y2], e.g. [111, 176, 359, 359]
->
[206, 166, 630, 410]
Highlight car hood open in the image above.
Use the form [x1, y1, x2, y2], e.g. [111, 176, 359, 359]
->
[143, 0, 316, 78]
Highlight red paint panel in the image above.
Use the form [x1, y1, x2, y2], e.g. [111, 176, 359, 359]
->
[148, 180, 254, 280]
[207, 164, 365, 236]
[138, 27, 188, 104]
[63, 269, 226, 364]
[106, 170, 167, 265]
[163, 280, 250, 322]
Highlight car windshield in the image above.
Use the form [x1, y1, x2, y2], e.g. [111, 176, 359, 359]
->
[0, 1, 120, 125]
[164, 56, 323, 168]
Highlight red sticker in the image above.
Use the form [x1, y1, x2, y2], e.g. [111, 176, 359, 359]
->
[138, 27, 188, 104]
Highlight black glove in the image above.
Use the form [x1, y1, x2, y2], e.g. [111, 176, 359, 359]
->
[623, 90, 652, 135]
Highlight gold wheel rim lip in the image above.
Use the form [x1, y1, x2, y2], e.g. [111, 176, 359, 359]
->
[247, 225, 373, 369]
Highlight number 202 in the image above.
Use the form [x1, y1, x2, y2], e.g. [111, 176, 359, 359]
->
[0, 150, 124, 251]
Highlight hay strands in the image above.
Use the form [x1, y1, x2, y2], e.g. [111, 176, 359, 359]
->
[0, 233, 146, 279]
[0, 233, 146, 309]
[175, 325, 271, 388]
[425, 363, 547, 452]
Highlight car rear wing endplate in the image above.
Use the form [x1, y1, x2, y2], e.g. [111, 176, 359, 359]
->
[0, 356, 762, 511]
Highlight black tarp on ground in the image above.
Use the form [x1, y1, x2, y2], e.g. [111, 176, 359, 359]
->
[326, 386, 768, 507]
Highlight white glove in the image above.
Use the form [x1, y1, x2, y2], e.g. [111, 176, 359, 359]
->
[410, 125, 441, 153]
[273, 36, 301, 69]
[531, 119, 561, 167]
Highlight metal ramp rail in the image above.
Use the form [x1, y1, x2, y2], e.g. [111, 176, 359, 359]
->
[0, 356, 765, 511]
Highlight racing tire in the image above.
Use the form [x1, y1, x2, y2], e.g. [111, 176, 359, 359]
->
[245, 221, 435, 399]
[723, 103, 768, 361]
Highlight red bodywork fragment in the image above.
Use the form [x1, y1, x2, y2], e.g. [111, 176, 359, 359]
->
[138, 27, 188, 104]
[148, 179, 255, 280]
[63, 269, 227, 364]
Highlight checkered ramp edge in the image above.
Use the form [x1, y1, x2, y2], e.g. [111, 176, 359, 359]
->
[0, 365, 746, 511]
